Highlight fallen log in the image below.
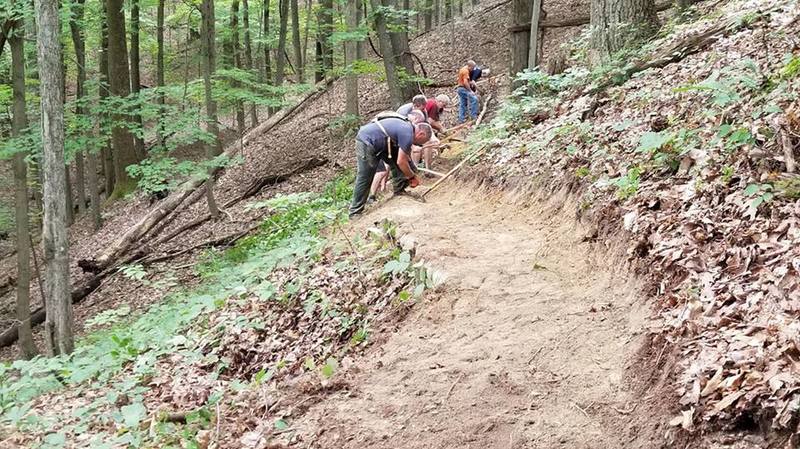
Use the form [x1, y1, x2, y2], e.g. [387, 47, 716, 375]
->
[142, 222, 262, 265]
[80, 80, 334, 274]
[588, 13, 766, 95]
[0, 220, 263, 349]
[155, 157, 327, 246]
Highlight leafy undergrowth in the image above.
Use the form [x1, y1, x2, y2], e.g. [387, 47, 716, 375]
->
[0, 175, 435, 448]
[467, 0, 800, 444]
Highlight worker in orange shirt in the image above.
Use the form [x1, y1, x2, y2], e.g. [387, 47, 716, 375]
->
[456, 60, 479, 123]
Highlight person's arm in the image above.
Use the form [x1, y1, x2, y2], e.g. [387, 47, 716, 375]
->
[429, 119, 443, 132]
[396, 150, 416, 180]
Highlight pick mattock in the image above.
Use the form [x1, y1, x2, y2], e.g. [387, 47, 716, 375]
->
[421, 144, 490, 200]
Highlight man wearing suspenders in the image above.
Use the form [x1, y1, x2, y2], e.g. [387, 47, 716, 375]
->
[349, 114, 433, 217]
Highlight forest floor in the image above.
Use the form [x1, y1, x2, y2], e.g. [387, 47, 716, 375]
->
[293, 186, 665, 449]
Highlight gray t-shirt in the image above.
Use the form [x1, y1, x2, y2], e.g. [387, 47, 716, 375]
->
[356, 118, 414, 156]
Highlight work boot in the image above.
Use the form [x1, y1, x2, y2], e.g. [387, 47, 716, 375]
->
[367, 195, 377, 204]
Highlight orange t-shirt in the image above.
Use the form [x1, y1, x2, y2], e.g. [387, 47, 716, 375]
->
[457, 66, 471, 88]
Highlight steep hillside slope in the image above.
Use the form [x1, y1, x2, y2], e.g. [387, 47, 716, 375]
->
[460, 0, 800, 445]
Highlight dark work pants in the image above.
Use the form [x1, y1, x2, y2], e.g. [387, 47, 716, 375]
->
[349, 140, 409, 217]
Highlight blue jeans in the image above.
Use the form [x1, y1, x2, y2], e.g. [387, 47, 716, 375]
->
[457, 86, 478, 123]
[349, 140, 409, 217]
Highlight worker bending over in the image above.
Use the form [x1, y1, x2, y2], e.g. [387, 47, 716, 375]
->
[397, 94, 429, 120]
[406, 110, 440, 173]
[350, 116, 433, 217]
[425, 94, 450, 132]
[456, 60, 479, 123]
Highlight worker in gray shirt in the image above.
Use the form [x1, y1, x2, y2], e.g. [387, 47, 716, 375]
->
[350, 115, 433, 217]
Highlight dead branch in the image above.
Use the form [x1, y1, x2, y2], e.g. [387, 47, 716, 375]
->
[475, 94, 494, 126]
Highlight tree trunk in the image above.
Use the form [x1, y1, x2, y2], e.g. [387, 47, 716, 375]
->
[302, 0, 312, 67]
[444, 0, 451, 20]
[290, 0, 303, 83]
[70, 0, 89, 219]
[157, 0, 166, 148]
[527, 0, 542, 69]
[99, 4, 115, 194]
[10, 17, 37, 360]
[201, 0, 222, 218]
[264, 0, 274, 115]
[424, 0, 433, 31]
[64, 166, 74, 225]
[107, 0, 141, 198]
[590, 0, 658, 59]
[345, 0, 359, 116]
[319, 0, 334, 74]
[434, 0, 440, 24]
[231, 0, 246, 137]
[275, 0, 289, 87]
[130, 0, 146, 161]
[356, 0, 364, 60]
[387, 0, 417, 100]
[371, 0, 403, 107]
[510, 0, 532, 89]
[242, 0, 258, 125]
[35, 0, 74, 356]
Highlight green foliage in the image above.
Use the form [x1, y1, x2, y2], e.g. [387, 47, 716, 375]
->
[780, 54, 800, 79]
[675, 59, 761, 108]
[715, 124, 755, 152]
[327, 113, 361, 138]
[614, 166, 642, 200]
[0, 175, 370, 446]
[0, 205, 13, 235]
[744, 183, 774, 210]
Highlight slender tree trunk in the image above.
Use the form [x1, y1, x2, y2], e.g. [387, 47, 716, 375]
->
[231, 0, 246, 137]
[528, 0, 542, 68]
[424, 0, 433, 31]
[434, 0, 440, 24]
[100, 4, 115, 193]
[275, 0, 289, 87]
[130, 0, 146, 161]
[107, 0, 141, 198]
[590, 0, 658, 59]
[387, 0, 417, 100]
[302, 0, 312, 68]
[242, 0, 258, 125]
[35, 0, 74, 356]
[356, 0, 364, 60]
[201, 0, 222, 218]
[70, 0, 88, 218]
[370, 0, 403, 107]
[444, 0, 451, 20]
[157, 0, 166, 148]
[345, 0, 359, 116]
[263, 0, 272, 86]
[10, 17, 37, 359]
[290, 0, 303, 82]
[319, 0, 334, 74]
[510, 0, 532, 89]
[64, 167, 74, 225]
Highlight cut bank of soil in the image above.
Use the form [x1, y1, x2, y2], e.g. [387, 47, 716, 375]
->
[294, 186, 666, 449]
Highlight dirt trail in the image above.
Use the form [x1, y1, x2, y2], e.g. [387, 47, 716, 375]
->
[297, 187, 662, 449]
